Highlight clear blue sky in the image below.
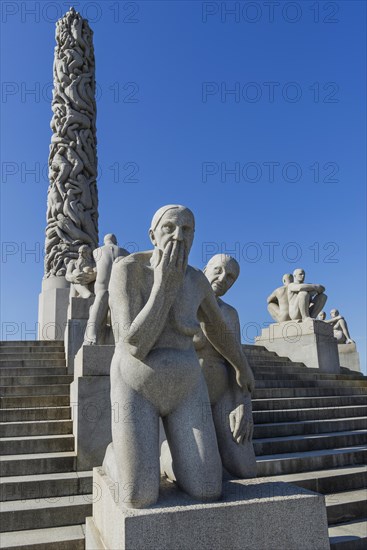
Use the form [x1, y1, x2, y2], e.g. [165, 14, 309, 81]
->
[1, 1, 366, 372]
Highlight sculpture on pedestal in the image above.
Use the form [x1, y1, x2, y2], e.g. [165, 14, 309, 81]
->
[65, 244, 96, 298]
[319, 309, 354, 344]
[288, 268, 327, 321]
[103, 205, 254, 508]
[44, 7, 98, 278]
[84, 234, 129, 345]
[267, 273, 293, 322]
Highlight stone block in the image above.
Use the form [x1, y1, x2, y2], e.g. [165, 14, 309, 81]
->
[71, 345, 114, 470]
[64, 297, 94, 373]
[338, 343, 361, 372]
[38, 277, 70, 340]
[86, 467, 330, 550]
[256, 319, 340, 373]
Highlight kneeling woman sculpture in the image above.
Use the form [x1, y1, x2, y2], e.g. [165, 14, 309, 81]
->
[103, 205, 254, 508]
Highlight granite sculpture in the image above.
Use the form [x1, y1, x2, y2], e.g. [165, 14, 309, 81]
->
[267, 273, 293, 322]
[103, 205, 255, 508]
[288, 268, 327, 321]
[162, 254, 256, 480]
[65, 244, 96, 298]
[319, 309, 354, 344]
[84, 234, 129, 345]
[44, 7, 98, 278]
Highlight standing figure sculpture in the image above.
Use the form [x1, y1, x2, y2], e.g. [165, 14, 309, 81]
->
[319, 309, 354, 344]
[103, 205, 255, 508]
[288, 268, 327, 321]
[84, 234, 129, 345]
[267, 273, 293, 322]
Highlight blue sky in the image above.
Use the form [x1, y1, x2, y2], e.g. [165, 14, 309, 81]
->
[1, 0, 366, 372]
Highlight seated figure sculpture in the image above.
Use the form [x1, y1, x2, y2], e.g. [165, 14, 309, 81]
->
[288, 268, 327, 321]
[103, 205, 255, 508]
[65, 244, 96, 298]
[267, 273, 293, 322]
[320, 309, 354, 344]
[84, 234, 129, 345]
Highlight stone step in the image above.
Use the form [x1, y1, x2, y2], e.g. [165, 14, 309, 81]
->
[259, 465, 367, 495]
[257, 446, 367, 477]
[0, 341, 64, 348]
[0, 360, 66, 368]
[329, 519, 367, 549]
[253, 395, 367, 411]
[1, 395, 70, 409]
[253, 371, 366, 382]
[255, 379, 367, 388]
[0, 407, 71, 422]
[0, 419, 73, 437]
[0, 435, 75, 455]
[0, 525, 85, 550]
[249, 360, 303, 367]
[0, 347, 65, 355]
[0, 494, 92, 532]
[0, 367, 68, 377]
[0, 452, 77, 476]
[254, 430, 367, 456]
[253, 417, 367, 438]
[1, 385, 71, 397]
[326, 489, 367, 524]
[0, 353, 66, 362]
[253, 387, 367, 400]
[253, 405, 367, 423]
[0, 375, 73, 387]
[0, 471, 92, 502]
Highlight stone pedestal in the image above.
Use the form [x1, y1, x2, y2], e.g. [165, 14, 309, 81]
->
[338, 342, 361, 372]
[38, 276, 70, 340]
[71, 345, 114, 470]
[86, 468, 330, 550]
[64, 296, 94, 373]
[256, 319, 340, 373]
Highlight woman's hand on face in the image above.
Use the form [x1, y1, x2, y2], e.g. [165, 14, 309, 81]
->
[154, 240, 186, 294]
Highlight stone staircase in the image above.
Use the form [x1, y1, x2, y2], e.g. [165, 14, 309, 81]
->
[245, 345, 367, 550]
[0, 341, 366, 549]
[0, 341, 92, 549]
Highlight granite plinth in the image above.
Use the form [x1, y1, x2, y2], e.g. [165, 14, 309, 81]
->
[86, 467, 330, 550]
[71, 345, 114, 470]
[38, 277, 70, 340]
[338, 342, 361, 372]
[65, 297, 94, 372]
[256, 319, 340, 373]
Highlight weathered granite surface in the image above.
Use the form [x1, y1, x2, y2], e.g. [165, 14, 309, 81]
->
[86, 467, 330, 550]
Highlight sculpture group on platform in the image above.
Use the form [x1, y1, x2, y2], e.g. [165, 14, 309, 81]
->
[318, 310, 354, 344]
[267, 269, 355, 346]
[268, 268, 327, 322]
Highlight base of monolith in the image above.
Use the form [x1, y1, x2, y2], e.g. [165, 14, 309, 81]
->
[338, 342, 361, 372]
[86, 467, 330, 550]
[71, 345, 114, 470]
[38, 276, 70, 340]
[255, 319, 340, 373]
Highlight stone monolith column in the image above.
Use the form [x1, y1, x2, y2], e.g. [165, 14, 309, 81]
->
[38, 7, 98, 340]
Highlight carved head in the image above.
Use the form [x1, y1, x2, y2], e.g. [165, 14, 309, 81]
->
[78, 244, 91, 258]
[318, 311, 326, 321]
[104, 233, 117, 245]
[149, 205, 195, 255]
[282, 273, 293, 286]
[330, 309, 339, 318]
[293, 268, 305, 283]
[204, 254, 240, 297]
